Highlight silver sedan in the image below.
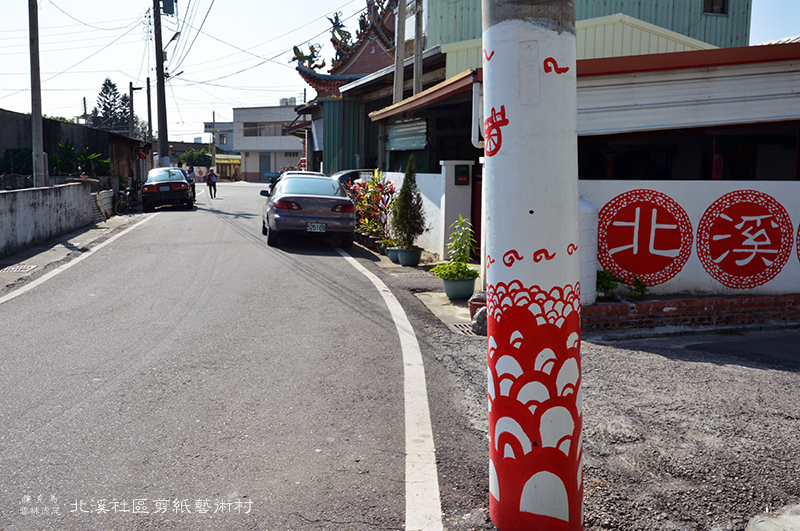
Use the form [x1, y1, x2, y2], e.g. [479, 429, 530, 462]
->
[260, 174, 355, 248]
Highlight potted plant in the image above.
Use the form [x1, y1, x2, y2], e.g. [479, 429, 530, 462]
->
[390, 154, 426, 266]
[352, 170, 395, 251]
[381, 237, 400, 263]
[430, 215, 479, 299]
[362, 218, 382, 251]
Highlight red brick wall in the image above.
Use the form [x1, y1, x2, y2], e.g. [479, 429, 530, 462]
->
[581, 295, 800, 333]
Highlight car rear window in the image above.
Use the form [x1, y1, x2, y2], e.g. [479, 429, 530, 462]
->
[280, 177, 345, 197]
[146, 169, 185, 183]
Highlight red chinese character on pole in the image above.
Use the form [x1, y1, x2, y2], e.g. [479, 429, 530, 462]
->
[697, 190, 793, 289]
[598, 190, 693, 286]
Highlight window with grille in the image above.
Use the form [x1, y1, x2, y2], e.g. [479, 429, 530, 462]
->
[704, 0, 727, 14]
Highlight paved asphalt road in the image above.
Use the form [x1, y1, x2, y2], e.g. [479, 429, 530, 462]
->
[4, 181, 797, 531]
[0, 182, 490, 530]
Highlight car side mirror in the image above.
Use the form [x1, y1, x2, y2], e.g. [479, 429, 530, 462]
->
[260, 190, 270, 197]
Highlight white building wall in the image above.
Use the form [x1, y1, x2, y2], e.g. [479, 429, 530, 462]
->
[579, 180, 800, 296]
[384, 170, 446, 257]
[232, 106, 303, 180]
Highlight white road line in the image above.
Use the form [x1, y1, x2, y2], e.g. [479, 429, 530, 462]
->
[0, 214, 157, 307]
[337, 249, 443, 531]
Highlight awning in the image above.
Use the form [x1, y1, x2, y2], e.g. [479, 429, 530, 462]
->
[368, 68, 481, 122]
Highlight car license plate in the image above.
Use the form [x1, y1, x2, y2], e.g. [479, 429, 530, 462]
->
[158, 185, 170, 192]
[307, 223, 326, 233]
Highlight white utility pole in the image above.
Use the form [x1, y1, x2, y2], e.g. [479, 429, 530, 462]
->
[482, 0, 583, 529]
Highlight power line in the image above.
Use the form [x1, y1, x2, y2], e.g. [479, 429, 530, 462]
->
[175, 4, 364, 83]
[170, 0, 215, 72]
[205, 0, 360, 63]
[0, 22, 142, 101]
[170, 0, 202, 71]
[46, 1, 136, 31]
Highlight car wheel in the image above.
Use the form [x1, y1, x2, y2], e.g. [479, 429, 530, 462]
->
[266, 225, 279, 247]
[340, 234, 354, 249]
[186, 199, 194, 210]
[262, 220, 268, 235]
[143, 203, 152, 213]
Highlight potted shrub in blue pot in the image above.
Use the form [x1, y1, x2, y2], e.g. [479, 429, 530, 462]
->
[382, 238, 400, 263]
[431, 261, 480, 299]
[390, 154, 427, 267]
[430, 215, 479, 300]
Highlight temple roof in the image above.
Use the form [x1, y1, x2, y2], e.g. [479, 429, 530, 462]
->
[295, 66, 366, 98]
[293, 0, 397, 97]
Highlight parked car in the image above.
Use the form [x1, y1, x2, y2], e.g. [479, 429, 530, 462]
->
[330, 169, 374, 190]
[260, 174, 355, 248]
[175, 166, 196, 200]
[141, 167, 194, 213]
[269, 170, 326, 186]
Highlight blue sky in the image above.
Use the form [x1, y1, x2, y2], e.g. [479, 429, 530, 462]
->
[750, 0, 800, 43]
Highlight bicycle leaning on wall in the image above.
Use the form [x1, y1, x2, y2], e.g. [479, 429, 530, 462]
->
[114, 179, 142, 216]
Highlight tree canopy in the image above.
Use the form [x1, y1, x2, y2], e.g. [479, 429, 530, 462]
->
[88, 78, 141, 136]
[180, 149, 212, 168]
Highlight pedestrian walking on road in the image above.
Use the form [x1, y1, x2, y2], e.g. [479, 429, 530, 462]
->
[186, 165, 197, 200]
[206, 167, 217, 198]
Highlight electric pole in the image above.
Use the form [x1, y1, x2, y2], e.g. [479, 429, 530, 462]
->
[28, 0, 47, 186]
[211, 111, 217, 170]
[146, 77, 153, 142]
[393, 0, 406, 104]
[153, 0, 169, 167]
[482, 0, 583, 529]
[129, 82, 142, 138]
[413, 0, 423, 95]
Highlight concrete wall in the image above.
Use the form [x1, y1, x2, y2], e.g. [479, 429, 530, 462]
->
[384, 169, 446, 257]
[579, 180, 800, 296]
[383, 162, 476, 259]
[0, 184, 92, 258]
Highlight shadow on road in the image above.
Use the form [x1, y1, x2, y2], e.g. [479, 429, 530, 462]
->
[591, 327, 800, 372]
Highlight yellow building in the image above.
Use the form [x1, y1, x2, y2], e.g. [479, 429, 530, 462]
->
[215, 154, 241, 181]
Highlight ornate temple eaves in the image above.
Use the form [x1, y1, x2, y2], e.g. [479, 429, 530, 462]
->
[296, 66, 366, 98]
[328, 0, 397, 74]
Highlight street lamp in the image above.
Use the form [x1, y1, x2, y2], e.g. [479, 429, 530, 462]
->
[163, 31, 181, 60]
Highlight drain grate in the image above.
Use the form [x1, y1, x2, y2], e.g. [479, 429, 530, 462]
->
[0, 264, 38, 273]
[391, 271, 435, 278]
[448, 322, 476, 336]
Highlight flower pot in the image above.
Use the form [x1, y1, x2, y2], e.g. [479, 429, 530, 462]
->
[368, 235, 380, 252]
[396, 247, 422, 266]
[468, 299, 486, 319]
[376, 242, 385, 255]
[442, 277, 476, 300]
[385, 247, 401, 264]
[468, 290, 487, 319]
